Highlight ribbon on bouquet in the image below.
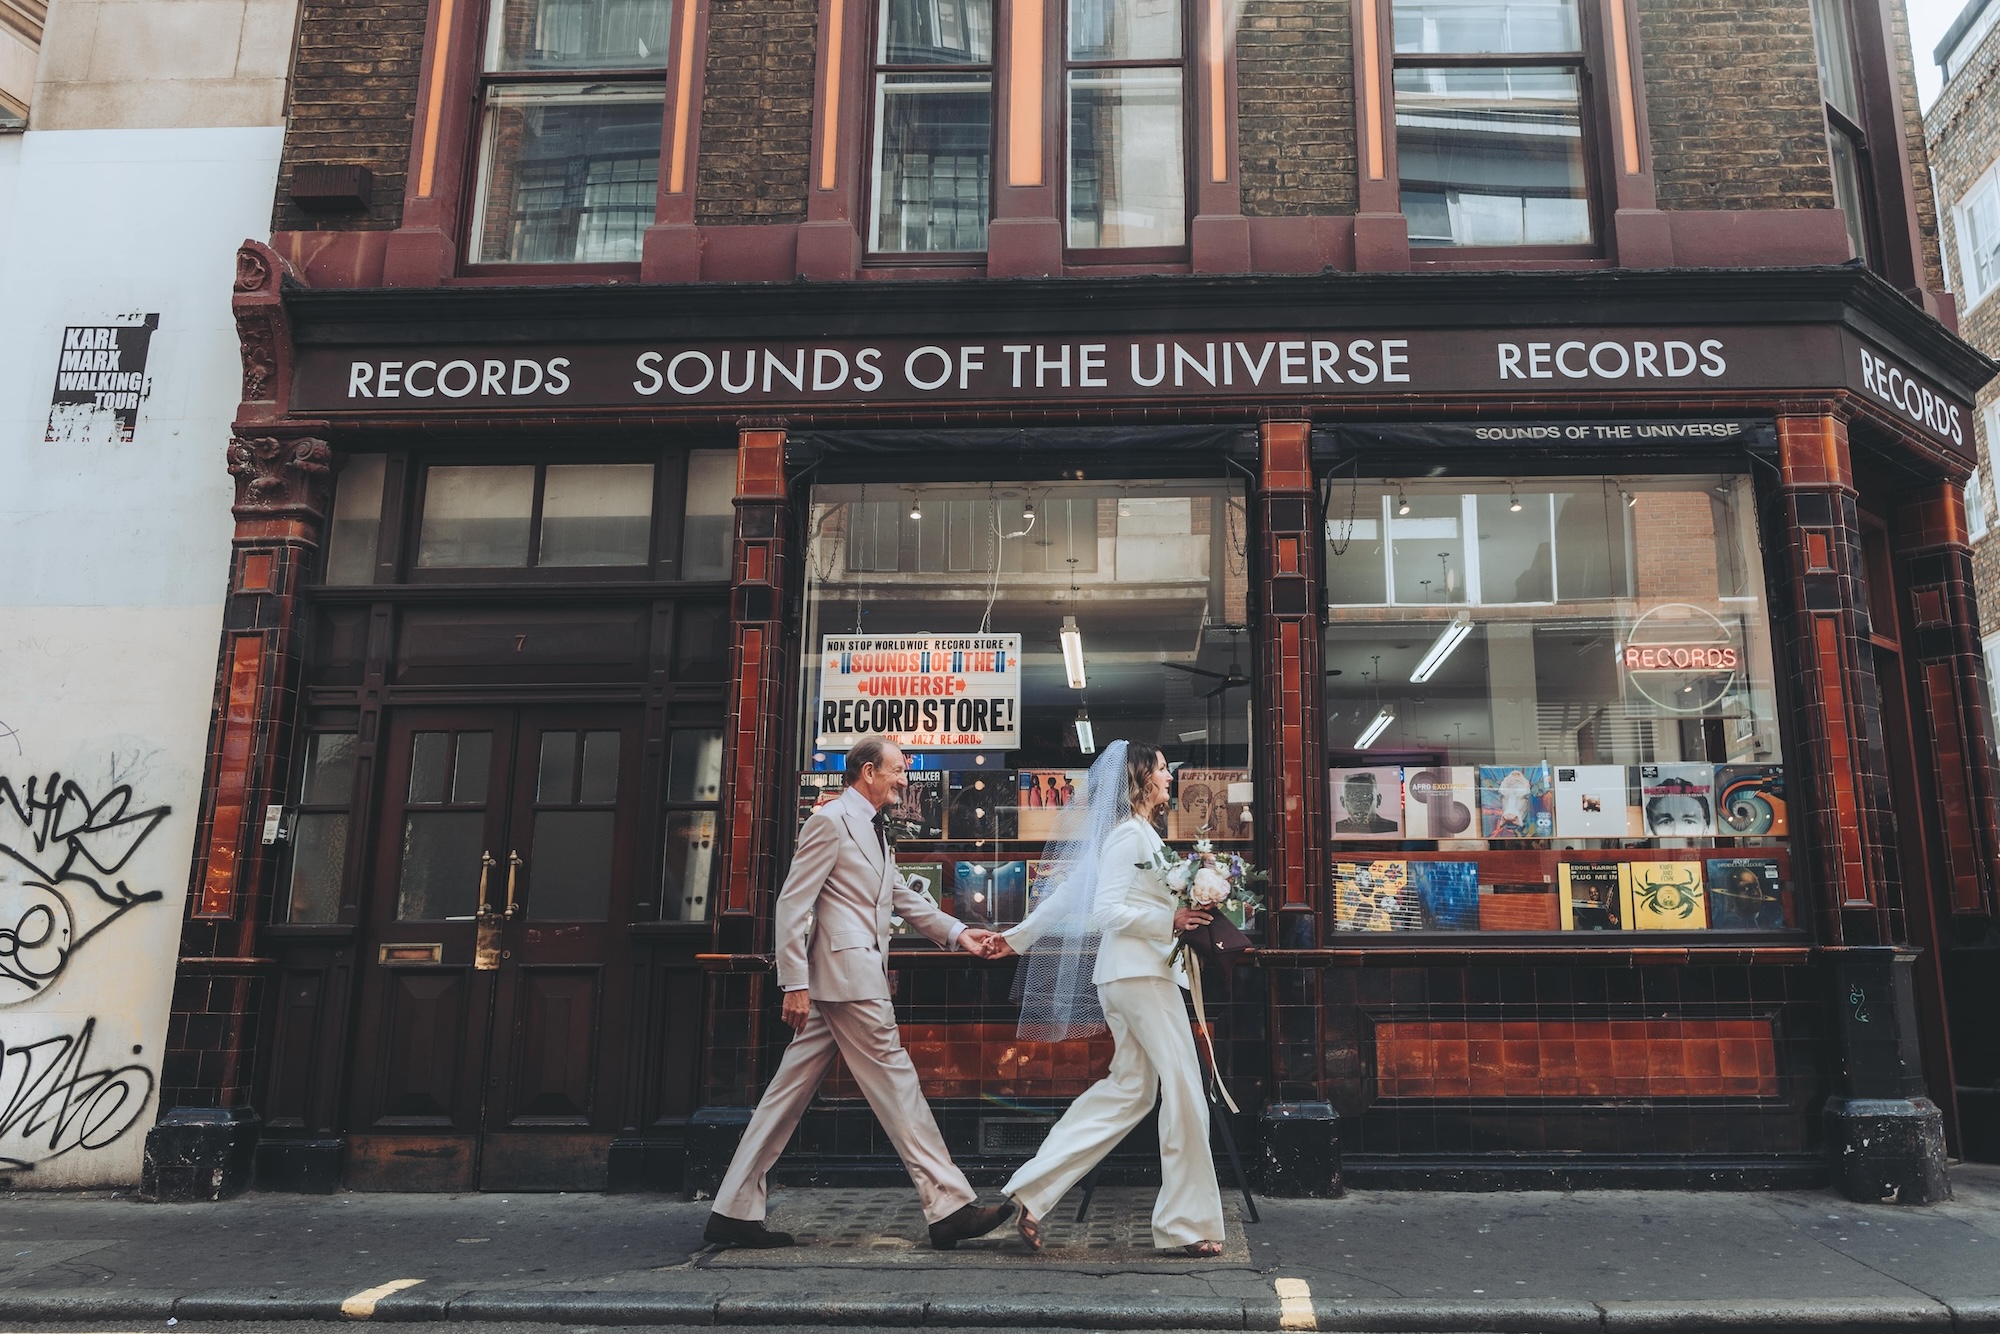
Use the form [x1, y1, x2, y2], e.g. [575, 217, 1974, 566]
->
[1184, 961, 1240, 1115]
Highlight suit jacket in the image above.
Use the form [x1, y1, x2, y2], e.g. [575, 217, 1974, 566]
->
[1005, 816, 1186, 989]
[774, 785, 965, 1002]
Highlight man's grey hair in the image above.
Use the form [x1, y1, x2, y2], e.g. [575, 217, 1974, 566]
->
[844, 735, 897, 785]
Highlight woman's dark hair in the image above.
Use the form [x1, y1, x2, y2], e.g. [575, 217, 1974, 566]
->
[1125, 743, 1167, 821]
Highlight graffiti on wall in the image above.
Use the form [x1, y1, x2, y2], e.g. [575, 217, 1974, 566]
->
[0, 773, 169, 1004]
[0, 770, 170, 1171]
[0, 1018, 155, 1171]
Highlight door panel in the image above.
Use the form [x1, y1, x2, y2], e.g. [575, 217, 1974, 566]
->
[508, 967, 601, 1124]
[346, 705, 642, 1189]
[378, 971, 470, 1123]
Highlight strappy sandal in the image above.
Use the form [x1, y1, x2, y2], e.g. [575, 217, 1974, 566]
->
[1181, 1240, 1225, 1257]
[1017, 1207, 1044, 1250]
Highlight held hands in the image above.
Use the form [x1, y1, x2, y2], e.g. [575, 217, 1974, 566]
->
[1173, 907, 1214, 934]
[781, 988, 812, 1032]
[959, 927, 1015, 959]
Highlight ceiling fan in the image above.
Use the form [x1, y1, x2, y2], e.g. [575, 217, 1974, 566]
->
[1165, 625, 1251, 699]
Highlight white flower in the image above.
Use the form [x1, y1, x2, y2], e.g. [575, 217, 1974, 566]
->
[1191, 866, 1232, 906]
[1194, 838, 1215, 855]
[1166, 861, 1194, 891]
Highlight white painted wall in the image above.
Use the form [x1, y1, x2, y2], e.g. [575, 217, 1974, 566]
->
[0, 124, 283, 1186]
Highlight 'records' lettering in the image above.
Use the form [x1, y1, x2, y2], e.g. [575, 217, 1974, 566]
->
[1622, 645, 1740, 671]
[1857, 347, 1965, 447]
[1497, 339, 1726, 381]
[350, 357, 569, 399]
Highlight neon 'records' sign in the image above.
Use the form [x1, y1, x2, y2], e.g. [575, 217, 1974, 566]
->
[1618, 603, 1744, 715]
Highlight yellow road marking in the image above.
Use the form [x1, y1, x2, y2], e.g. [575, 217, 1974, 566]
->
[1275, 1275, 1316, 1330]
[340, 1277, 424, 1319]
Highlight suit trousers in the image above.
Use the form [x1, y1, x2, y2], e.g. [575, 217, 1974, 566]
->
[1003, 976, 1225, 1247]
[713, 996, 977, 1226]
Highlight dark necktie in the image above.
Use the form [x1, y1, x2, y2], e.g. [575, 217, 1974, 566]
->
[872, 809, 889, 856]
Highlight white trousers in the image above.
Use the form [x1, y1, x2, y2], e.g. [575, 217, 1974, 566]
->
[1003, 976, 1225, 1247]
[712, 996, 977, 1226]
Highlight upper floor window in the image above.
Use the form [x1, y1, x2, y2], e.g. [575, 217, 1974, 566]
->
[1809, 0, 1872, 264]
[866, 0, 1189, 259]
[1392, 0, 1593, 249]
[1066, 0, 1186, 251]
[870, 0, 995, 254]
[468, 0, 671, 265]
[1955, 172, 2000, 311]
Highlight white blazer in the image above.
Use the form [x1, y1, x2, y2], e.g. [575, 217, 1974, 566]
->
[774, 786, 966, 1002]
[1006, 815, 1187, 989]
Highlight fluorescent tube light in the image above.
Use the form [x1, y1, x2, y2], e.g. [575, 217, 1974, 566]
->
[1409, 614, 1473, 684]
[1074, 708, 1096, 754]
[1060, 615, 1087, 689]
[1354, 707, 1396, 749]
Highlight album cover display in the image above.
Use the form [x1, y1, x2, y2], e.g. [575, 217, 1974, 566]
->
[1333, 860, 1420, 931]
[889, 770, 946, 841]
[948, 770, 1018, 842]
[1554, 765, 1637, 838]
[1558, 862, 1627, 930]
[1402, 767, 1478, 840]
[1329, 767, 1404, 840]
[893, 862, 945, 936]
[1479, 764, 1553, 838]
[1173, 768, 1255, 841]
[1412, 861, 1480, 930]
[1625, 860, 1709, 929]
[1714, 766, 1788, 837]
[1017, 769, 1087, 840]
[1637, 764, 1717, 838]
[1705, 857, 1787, 928]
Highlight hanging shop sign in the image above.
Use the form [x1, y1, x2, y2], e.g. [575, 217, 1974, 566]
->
[287, 325, 1972, 457]
[815, 634, 1022, 751]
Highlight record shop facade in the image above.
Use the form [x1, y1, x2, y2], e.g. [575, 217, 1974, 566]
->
[169, 251, 2000, 1201]
[148, 0, 2000, 1205]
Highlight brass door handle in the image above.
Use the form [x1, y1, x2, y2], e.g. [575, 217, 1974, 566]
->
[505, 850, 524, 920]
[477, 850, 498, 918]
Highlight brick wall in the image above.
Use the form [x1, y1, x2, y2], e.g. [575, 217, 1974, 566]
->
[1891, 0, 1945, 294]
[1925, 15, 2000, 649]
[272, 0, 429, 233]
[1637, 0, 1834, 210]
[1237, 0, 1357, 217]
[694, 0, 816, 226]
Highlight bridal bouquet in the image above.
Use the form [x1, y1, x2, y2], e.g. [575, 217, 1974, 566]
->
[1144, 839, 1266, 967]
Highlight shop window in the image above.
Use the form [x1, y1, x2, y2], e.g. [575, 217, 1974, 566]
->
[530, 729, 621, 918]
[1323, 474, 1797, 937]
[660, 728, 724, 920]
[1809, 0, 1873, 264]
[869, 0, 995, 254]
[680, 450, 736, 580]
[865, 0, 1190, 259]
[467, 0, 670, 265]
[281, 730, 358, 923]
[415, 462, 656, 571]
[1954, 172, 2000, 311]
[798, 477, 1252, 941]
[1392, 0, 1593, 249]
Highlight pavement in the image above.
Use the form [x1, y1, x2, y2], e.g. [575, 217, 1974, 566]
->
[0, 1167, 1998, 1331]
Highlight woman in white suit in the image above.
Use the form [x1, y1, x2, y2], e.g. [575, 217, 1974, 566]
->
[987, 740, 1226, 1256]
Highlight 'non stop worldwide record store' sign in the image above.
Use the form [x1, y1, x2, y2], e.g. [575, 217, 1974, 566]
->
[816, 634, 1022, 751]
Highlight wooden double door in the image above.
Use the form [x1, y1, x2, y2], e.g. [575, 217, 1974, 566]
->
[345, 705, 644, 1190]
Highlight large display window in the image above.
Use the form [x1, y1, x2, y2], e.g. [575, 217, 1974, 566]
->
[797, 476, 1253, 940]
[1321, 471, 1798, 935]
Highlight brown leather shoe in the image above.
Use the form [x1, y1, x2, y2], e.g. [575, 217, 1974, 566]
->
[928, 1199, 1015, 1250]
[703, 1212, 796, 1248]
